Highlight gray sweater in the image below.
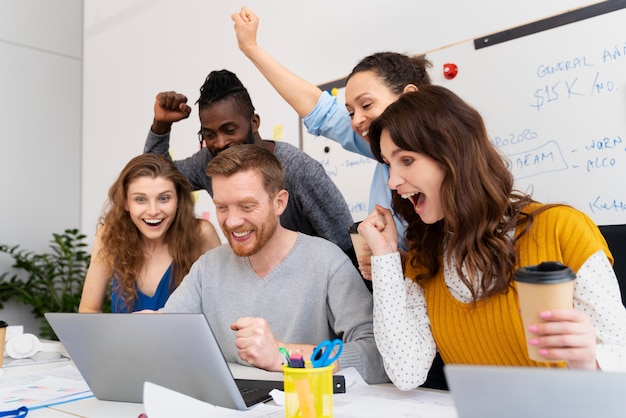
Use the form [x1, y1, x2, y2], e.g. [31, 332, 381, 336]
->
[144, 131, 356, 261]
[162, 233, 388, 384]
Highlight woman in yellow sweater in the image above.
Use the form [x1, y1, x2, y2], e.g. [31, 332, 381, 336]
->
[358, 85, 626, 390]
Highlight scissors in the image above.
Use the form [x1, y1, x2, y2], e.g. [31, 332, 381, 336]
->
[310, 339, 343, 368]
[0, 406, 28, 418]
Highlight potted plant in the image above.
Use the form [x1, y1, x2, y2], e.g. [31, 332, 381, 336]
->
[0, 229, 110, 339]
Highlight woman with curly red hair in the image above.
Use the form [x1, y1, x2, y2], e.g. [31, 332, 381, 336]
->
[79, 154, 221, 312]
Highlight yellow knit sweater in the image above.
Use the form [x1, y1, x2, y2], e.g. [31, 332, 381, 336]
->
[407, 203, 612, 367]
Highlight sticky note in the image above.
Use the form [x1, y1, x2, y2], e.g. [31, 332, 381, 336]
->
[272, 125, 284, 140]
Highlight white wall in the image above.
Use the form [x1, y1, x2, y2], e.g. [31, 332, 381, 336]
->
[1, 0, 599, 334]
[81, 0, 599, 242]
[0, 0, 83, 334]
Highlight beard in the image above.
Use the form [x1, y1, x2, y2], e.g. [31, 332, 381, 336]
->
[225, 214, 278, 257]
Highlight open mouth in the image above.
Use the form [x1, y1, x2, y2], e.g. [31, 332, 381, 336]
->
[143, 219, 164, 226]
[401, 192, 425, 212]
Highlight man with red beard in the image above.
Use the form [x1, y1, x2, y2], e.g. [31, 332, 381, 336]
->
[160, 144, 388, 385]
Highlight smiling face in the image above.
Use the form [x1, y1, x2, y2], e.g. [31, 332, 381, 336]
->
[198, 99, 257, 155]
[124, 176, 178, 242]
[344, 70, 401, 143]
[380, 130, 445, 224]
[211, 169, 282, 257]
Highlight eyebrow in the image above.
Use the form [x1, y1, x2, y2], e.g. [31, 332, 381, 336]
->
[218, 121, 238, 129]
[385, 147, 404, 160]
[200, 121, 237, 132]
[213, 197, 258, 206]
[128, 189, 175, 196]
[345, 92, 370, 109]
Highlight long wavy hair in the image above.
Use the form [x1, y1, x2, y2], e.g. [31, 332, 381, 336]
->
[369, 86, 550, 300]
[98, 154, 204, 309]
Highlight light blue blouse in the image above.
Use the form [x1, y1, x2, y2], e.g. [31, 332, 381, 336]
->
[304, 91, 407, 249]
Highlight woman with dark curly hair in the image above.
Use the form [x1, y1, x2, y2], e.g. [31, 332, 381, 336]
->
[79, 154, 221, 312]
[232, 7, 432, 277]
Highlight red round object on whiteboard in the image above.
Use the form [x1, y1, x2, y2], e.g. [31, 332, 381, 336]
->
[443, 63, 458, 79]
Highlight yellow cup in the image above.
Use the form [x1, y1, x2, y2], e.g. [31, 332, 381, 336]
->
[283, 363, 334, 418]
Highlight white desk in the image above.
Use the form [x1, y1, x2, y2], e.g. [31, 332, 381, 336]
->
[45, 365, 279, 417]
[1, 359, 144, 417]
[0, 360, 79, 417]
[2, 359, 457, 418]
[37, 363, 280, 417]
[0, 361, 281, 417]
[49, 398, 144, 417]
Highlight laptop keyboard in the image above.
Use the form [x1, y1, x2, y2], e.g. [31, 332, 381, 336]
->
[239, 386, 259, 396]
[236, 379, 282, 407]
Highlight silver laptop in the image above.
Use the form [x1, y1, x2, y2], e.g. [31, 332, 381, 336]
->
[444, 364, 626, 418]
[45, 312, 283, 410]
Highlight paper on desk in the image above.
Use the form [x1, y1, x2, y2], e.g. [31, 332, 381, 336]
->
[0, 364, 85, 389]
[143, 382, 282, 418]
[144, 368, 457, 418]
[336, 367, 457, 417]
[0, 375, 93, 410]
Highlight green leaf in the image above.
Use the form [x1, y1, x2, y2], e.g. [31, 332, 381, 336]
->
[0, 229, 112, 339]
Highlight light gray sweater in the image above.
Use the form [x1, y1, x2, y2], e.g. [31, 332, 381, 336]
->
[162, 233, 388, 384]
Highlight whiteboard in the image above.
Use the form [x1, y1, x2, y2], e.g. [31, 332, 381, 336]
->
[301, 87, 377, 222]
[425, 1, 626, 226]
[302, 1, 626, 226]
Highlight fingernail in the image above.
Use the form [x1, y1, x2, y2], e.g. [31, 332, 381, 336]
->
[527, 325, 538, 333]
[527, 338, 538, 346]
[538, 349, 549, 355]
[539, 311, 552, 319]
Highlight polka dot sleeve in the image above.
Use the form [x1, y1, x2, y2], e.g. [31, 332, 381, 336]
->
[574, 250, 626, 371]
[371, 252, 437, 390]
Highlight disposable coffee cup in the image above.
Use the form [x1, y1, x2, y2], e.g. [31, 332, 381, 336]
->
[349, 221, 372, 259]
[0, 321, 7, 368]
[514, 261, 576, 362]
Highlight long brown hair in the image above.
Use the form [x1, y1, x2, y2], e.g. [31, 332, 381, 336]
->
[370, 86, 546, 300]
[98, 154, 204, 309]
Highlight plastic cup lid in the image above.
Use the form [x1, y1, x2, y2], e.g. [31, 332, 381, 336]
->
[349, 221, 362, 234]
[514, 261, 576, 284]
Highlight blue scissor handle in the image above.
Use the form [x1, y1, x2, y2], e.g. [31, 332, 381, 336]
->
[310, 339, 343, 368]
[0, 406, 28, 418]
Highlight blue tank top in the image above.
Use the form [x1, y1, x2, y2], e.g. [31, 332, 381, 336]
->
[111, 264, 174, 313]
